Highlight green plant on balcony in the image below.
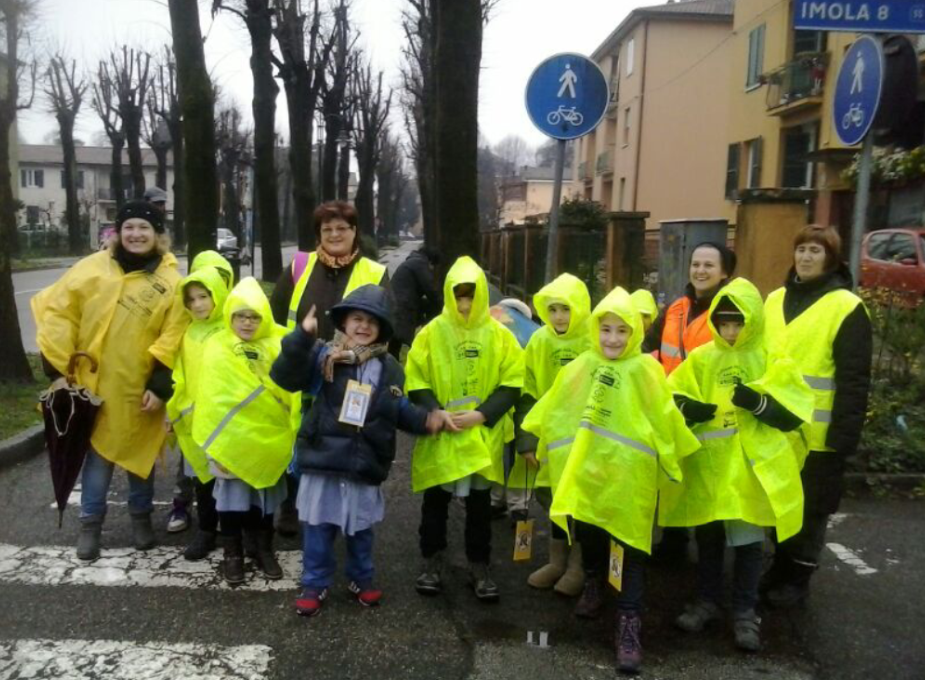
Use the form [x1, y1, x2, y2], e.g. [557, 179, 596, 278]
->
[842, 145, 925, 188]
[559, 197, 607, 231]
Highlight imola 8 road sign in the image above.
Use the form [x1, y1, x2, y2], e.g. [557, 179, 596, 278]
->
[525, 53, 609, 141]
[794, 1, 925, 33]
[833, 35, 884, 146]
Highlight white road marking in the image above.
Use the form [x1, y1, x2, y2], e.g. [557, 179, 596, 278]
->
[49, 490, 172, 510]
[0, 638, 272, 680]
[827, 513, 850, 529]
[0, 543, 302, 591]
[826, 542, 878, 576]
[13, 288, 43, 296]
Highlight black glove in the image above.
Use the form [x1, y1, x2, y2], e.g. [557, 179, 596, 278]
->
[732, 383, 763, 412]
[677, 397, 717, 423]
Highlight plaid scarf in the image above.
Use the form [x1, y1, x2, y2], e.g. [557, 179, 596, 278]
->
[322, 330, 388, 383]
[316, 244, 360, 270]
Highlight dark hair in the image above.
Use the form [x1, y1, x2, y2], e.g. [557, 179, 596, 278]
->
[313, 201, 358, 234]
[794, 225, 842, 272]
[418, 245, 441, 266]
[690, 241, 736, 277]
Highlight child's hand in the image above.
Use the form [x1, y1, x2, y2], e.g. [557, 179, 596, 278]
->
[301, 304, 318, 336]
[165, 419, 173, 434]
[450, 410, 486, 430]
[522, 451, 539, 469]
[141, 390, 164, 413]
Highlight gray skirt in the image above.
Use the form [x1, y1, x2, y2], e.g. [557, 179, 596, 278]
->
[296, 473, 384, 536]
[213, 475, 288, 514]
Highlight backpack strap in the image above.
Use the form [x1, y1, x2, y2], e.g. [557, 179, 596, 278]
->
[291, 250, 311, 284]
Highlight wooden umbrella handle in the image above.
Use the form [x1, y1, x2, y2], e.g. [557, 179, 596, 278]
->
[66, 352, 98, 385]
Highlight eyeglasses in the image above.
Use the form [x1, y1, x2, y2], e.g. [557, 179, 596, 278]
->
[320, 225, 353, 236]
[232, 313, 262, 324]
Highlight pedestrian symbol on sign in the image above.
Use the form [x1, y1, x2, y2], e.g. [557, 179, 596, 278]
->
[557, 64, 578, 98]
[851, 52, 865, 94]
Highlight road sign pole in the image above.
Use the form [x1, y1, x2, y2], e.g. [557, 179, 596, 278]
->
[544, 139, 567, 283]
[849, 133, 874, 289]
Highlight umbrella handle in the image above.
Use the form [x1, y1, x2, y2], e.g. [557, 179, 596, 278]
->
[47, 387, 77, 437]
[66, 351, 98, 386]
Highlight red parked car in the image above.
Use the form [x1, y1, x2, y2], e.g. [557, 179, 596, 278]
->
[860, 228, 925, 301]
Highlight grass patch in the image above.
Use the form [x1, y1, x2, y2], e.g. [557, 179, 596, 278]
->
[12, 257, 68, 272]
[0, 354, 43, 440]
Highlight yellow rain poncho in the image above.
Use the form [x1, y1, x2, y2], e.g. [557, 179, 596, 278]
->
[165, 267, 230, 482]
[527, 286, 700, 554]
[406, 257, 524, 492]
[32, 249, 188, 478]
[509, 273, 591, 489]
[189, 250, 234, 288]
[191, 277, 294, 489]
[661, 278, 814, 541]
[629, 288, 658, 322]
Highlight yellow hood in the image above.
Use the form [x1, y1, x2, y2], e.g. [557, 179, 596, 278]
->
[190, 250, 234, 288]
[179, 266, 229, 324]
[707, 277, 764, 352]
[533, 273, 591, 339]
[589, 286, 644, 361]
[442, 256, 490, 329]
[223, 276, 275, 341]
[630, 289, 658, 320]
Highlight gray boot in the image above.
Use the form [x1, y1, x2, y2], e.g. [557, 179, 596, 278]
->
[130, 512, 156, 551]
[76, 515, 103, 561]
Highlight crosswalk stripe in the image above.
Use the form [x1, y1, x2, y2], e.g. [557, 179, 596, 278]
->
[0, 543, 302, 592]
[0, 639, 272, 680]
[48, 490, 173, 510]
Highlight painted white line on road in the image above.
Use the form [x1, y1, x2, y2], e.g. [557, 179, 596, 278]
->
[827, 542, 878, 576]
[0, 638, 272, 680]
[49, 490, 172, 510]
[13, 288, 43, 296]
[0, 543, 302, 591]
[827, 513, 850, 529]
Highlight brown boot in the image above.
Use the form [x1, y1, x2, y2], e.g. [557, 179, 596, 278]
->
[573, 573, 605, 619]
[527, 537, 568, 589]
[553, 541, 585, 597]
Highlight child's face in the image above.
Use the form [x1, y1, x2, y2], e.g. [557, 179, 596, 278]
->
[231, 310, 261, 341]
[454, 283, 476, 320]
[641, 313, 653, 333]
[343, 310, 380, 347]
[717, 320, 745, 346]
[599, 313, 633, 360]
[547, 303, 571, 334]
[184, 283, 215, 320]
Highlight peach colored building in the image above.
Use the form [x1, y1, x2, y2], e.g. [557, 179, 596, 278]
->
[572, 0, 735, 232]
[499, 166, 567, 226]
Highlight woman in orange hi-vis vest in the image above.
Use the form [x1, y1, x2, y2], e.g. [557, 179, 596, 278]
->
[642, 241, 736, 564]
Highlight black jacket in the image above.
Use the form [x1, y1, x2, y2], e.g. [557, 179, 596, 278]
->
[271, 325, 429, 486]
[389, 250, 442, 344]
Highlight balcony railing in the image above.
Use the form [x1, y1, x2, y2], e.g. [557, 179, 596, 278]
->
[578, 161, 593, 182]
[762, 53, 829, 114]
[97, 187, 133, 201]
[596, 149, 614, 175]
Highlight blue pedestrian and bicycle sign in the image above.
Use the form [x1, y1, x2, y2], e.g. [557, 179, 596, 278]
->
[525, 53, 609, 140]
[794, 1, 925, 33]
[832, 35, 884, 146]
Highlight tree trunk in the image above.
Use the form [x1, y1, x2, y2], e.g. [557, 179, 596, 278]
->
[337, 142, 350, 201]
[355, 159, 374, 240]
[58, 113, 82, 255]
[170, 128, 186, 248]
[153, 145, 168, 191]
[322, 113, 340, 201]
[168, 0, 218, 262]
[124, 118, 146, 199]
[110, 138, 125, 209]
[248, 2, 283, 282]
[282, 77, 315, 251]
[433, 0, 482, 273]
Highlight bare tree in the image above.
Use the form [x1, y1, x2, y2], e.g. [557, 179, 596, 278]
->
[142, 90, 170, 191]
[107, 46, 152, 199]
[213, 0, 283, 281]
[351, 58, 391, 242]
[216, 101, 251, 241]
[376, 129, 409, 244]
[492, 134, 533, 173]
[319, 0, 355, 203]
[169, 0, 218, 260]
[45, 54, 87, 255]
[0, 0, 37, 382]
[147, 47, 185, 247]
[91, 63, 126, 208]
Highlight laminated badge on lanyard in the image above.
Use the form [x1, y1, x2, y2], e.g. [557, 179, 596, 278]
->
[513, 454, 537, 562]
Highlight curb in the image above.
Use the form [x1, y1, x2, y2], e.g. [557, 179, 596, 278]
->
[0, 424, 45, 471]
[845, 472, 925, 493]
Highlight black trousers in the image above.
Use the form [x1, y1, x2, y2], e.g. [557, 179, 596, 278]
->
[576, 520, 646, 613]
[194, 478, 218, 533]
[695, 521, 763, 614]
[419, 485, 492, 563]
[219, 507, 273, 538]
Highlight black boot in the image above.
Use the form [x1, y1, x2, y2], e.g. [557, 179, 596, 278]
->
[221, 536, 246, 585]
[76, 515, 103, 561]
[574, 572, 605, 619]
[759, 552, 793, 595]
[766, 561, 816, 609]
[130, 512, 156, 551]
[254, 528, 283, 580]
[184, 530, 217, 561]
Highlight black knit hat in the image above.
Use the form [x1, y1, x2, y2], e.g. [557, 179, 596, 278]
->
[691, 241, 737, 277]
[116, 200, 165, 233]
[712, 296, 745, 324]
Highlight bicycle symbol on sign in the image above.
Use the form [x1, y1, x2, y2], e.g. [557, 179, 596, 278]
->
[842, 103, 865, 131]
[547, 105, 584, 127]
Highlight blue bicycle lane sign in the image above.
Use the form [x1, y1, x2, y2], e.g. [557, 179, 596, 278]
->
[833, 35, 884, 146]
[525, 53, 609, 140]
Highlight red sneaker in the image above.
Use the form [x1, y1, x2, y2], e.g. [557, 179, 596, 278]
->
[348, 581, 382, 607]
[295, 587, 328, 617]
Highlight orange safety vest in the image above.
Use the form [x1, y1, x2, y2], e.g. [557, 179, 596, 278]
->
[658, 296, 712, 375]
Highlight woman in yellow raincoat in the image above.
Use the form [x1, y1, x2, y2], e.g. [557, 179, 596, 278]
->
[406, 256, 523, 602]
[661, 277, 813, 652]
[524, 286, 699, 674]
[192, 277, 293, 585]
[32, 201, 189, 561]
[514, 273, 591, 596]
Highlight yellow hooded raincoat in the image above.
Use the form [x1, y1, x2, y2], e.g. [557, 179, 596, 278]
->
[191, 277, 294, 489]
[406, 257, 524, 492]
[509, 273, 591, 489]
[165, 267, 230, 482]
[661, 278, 814, 541]
[528, 286, 700, 554]
[189, 249, 235, 288]
[31, 249, 188, 478]
[629, 288, 658, 322]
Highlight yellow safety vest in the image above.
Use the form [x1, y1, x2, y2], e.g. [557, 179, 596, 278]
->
[661, 278, 814, 541]
[764, 286, 865, 453]
[286, 253, 386, 330]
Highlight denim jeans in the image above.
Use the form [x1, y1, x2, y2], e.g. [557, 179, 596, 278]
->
[301, 522, 375, 589]
[80, 448, 155, 518]
[695, 521, 763, 614]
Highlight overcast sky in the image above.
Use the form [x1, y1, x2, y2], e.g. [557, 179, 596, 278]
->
[20, 0, 647, 151]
